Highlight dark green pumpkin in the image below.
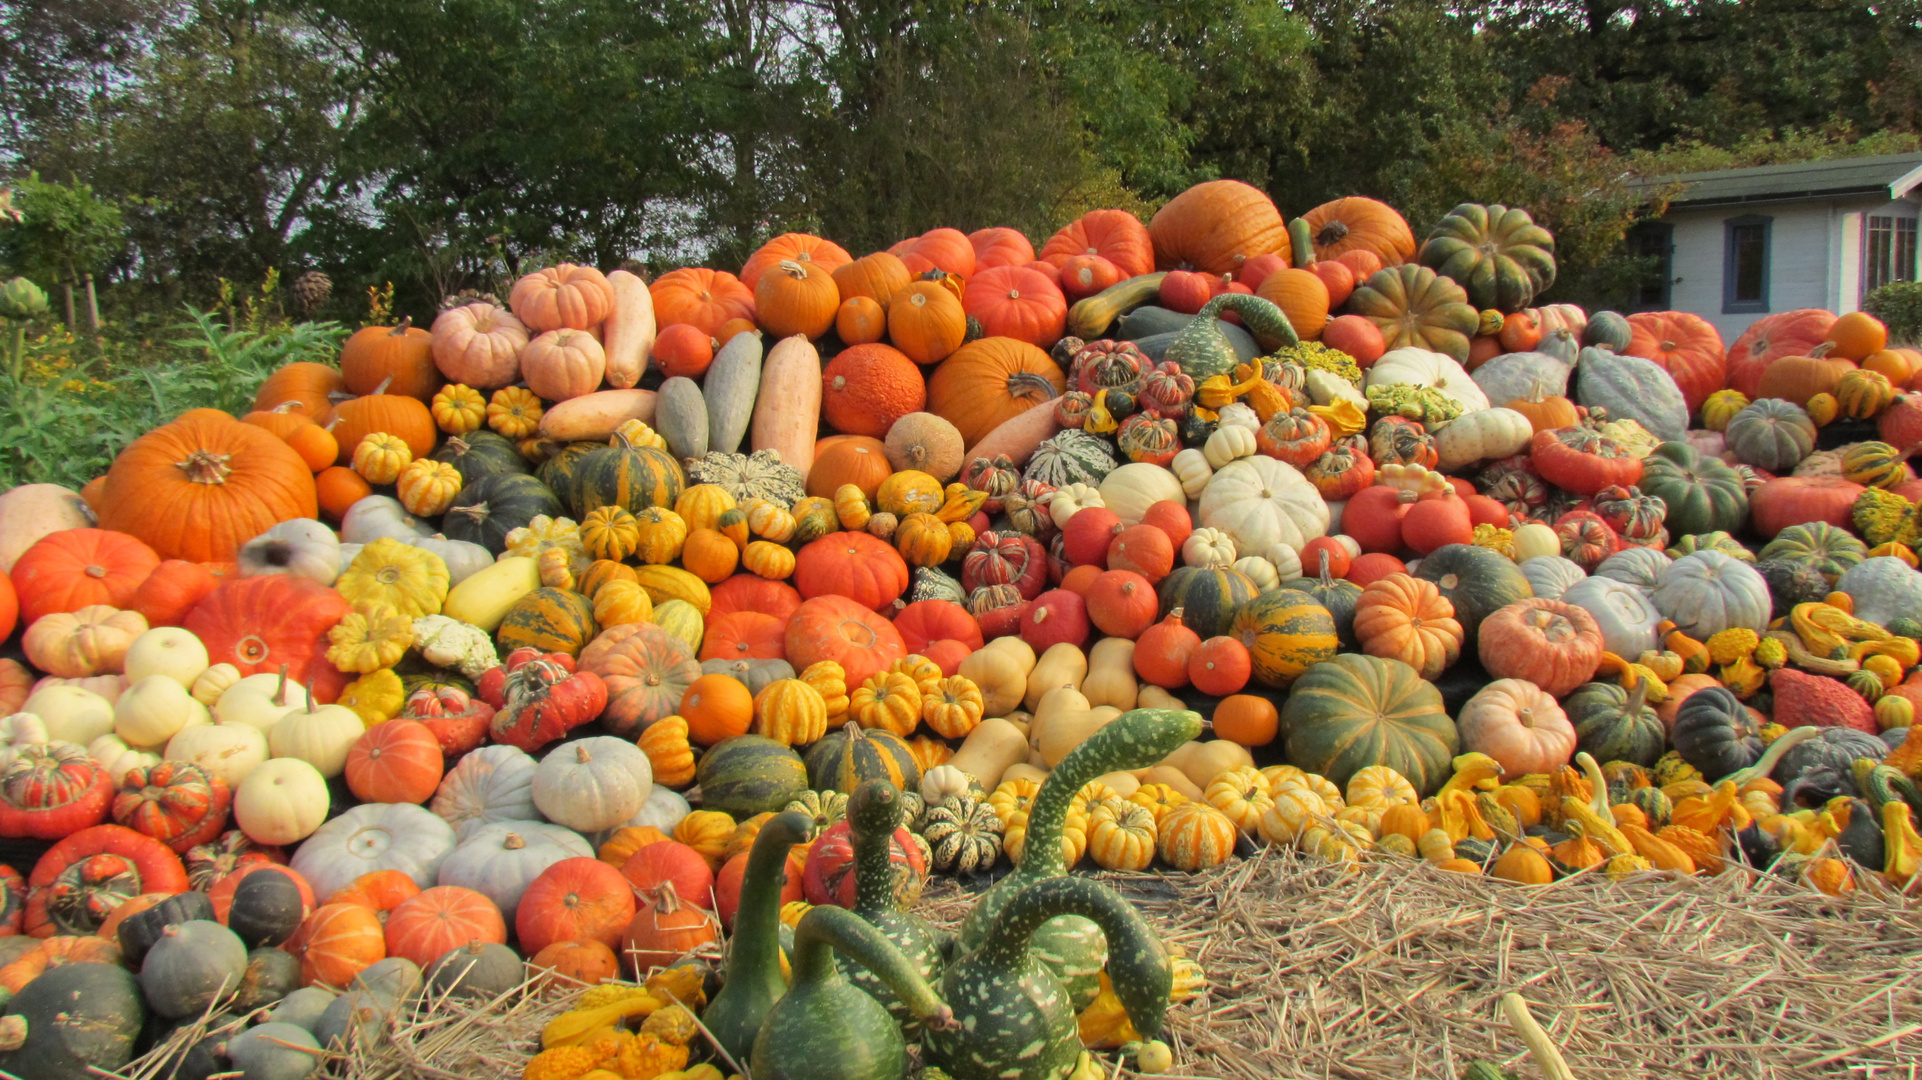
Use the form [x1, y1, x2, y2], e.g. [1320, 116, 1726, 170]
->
[139, 920, 250, 1020]
[117, 889, 216, 967]
[1757, 521, 1867, 585]
[1228, 590, 1338, 690]
[430, 430, 529, 487]
[1755, 559, 1831, 620]
[1156, 566, 1259, 640]
[699, 735, 811, 817]
[1563, 679, 1665, 768]
[0, 962, 145, 1079]
[497, 587, 599, 657]
[267, 986, 337, 1033]
[231, 947, 302, 1011]
[571, 438, 687, 518]
[442, 472, 565, 555]
[1411, 543, 1531, 636]
[1279, 552, 1363, 648]
[1638, 441, 1748, 536]
[425, 941, 524, 1001]
[225, 1021, 322, 1080]
[1670, 685, 1763, 780]
[227, 862, 307, 949]
[804, 723, 921, 795]
[1417, 203, 1557, 313]
[1279, 654, 1458, 795]
[1581, 310, 1633, 352]
[537, 440, 603, 508]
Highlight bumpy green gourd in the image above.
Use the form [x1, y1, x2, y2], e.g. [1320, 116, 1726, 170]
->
[1854, 760, 1922, 821]
[1365, 383, 1464, 425]
[1167, 294, 1297, 380]
[750, 906, 955, 1080]
[702, 809, 813, 1064]
[840, 780, 946, 1030]
[926, 878, 1171, 1080]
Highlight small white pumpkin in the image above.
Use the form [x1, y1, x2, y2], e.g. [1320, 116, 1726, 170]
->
[122, 627, 210, 689]
[1519, 555, 1587, 601]
[431, 744, 539, 840]
[1837, 557, 1922, 628]
[1203, 426, 1257, 470]
[0, 712, 48, 749]
[1511, 523, 1560, 562]
[1365, 347, 1491, 413]
[1169, 449, 1213, 500]
[190, 663, 243, 707]
[339, 495, 433, 545]
[920, 763, 976, 804]
[1265, 543, 1304, 582]
[1214, 402, 1260, 431]
[622, 785, 691, 833]
[1047, 483, 1105, 529]
[166, 717, 270, 787]
[88, 733, 160, 778]
[407, 536, 494, 585]
[291, 802, 457, 899]
[234, 757, 331, 845]
[238, 519, 342, 586]
[268, 699, 368, 779]
[1181, 527, 1237, 569]
[114, 675, 210, 748]
[23, 685, 115, 746]
[1433, 407, 1533, 472]
[1233, 555, 1281, 592]
[1197, 456, 1330, 556]
[1097, 462, 1185, 526]
[215, 672, 314, 732]
[531, 736, 653, 833]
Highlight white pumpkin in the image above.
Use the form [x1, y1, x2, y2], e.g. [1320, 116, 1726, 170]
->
[1098, 462, 1185, 526]
[88, 733, 159, 778]
[114, 675, 210, 747]
[1560, 576, 1663, 658]
[531, 736, 652, 833]
[290, 801, 458, 899]
[1181, 528, 1236, 569]
[31, 673, 127, 704]
[1304, 368, 1367, 409]
[1511, 523, 1559, 562]
[1433, 408, 1533, 472]
[1837, 557, 1922, 628]
[191, 663, 243, 707]
[1197, 456, 1330, 556]
[1203, 426, 1257, 470]
[234, 757, 331, 845]
[0, 483, 94, 572]
[122, 627, 210, 689]
[623, 785, 691, 833]
[238, 519, 342, 586]
[1331, 534, 1362, 559]
[1048, 483, 1104, 529]
[435, 820, 593, 925]
[1214, 402, 1260, 431]
[1653, 551, 1771, 639]
[339, 496, 434, 545]
[23, 685, 114, 746]
[920, 763, 976, 804]
[1594, 547, 1672, 595]
[1519, 556, 1586, 601]
[166, 717, 270, 787]
[432, 744, 540, 839]
[1266, 543, 1304, 582]
[0, 712, 48, 750]
[408, 536, 494, 585]
[1169, 449, 1213, 500]
[1365, 347, 1490, 414]
[215, 673, 314, 732]
[1232, 555, 1281, 592]
[268, 700, 368, 779]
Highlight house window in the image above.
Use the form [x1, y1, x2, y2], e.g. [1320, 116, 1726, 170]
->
[1865, 214, 1919, 297]
[1724, 215, 1770, 314]
[1628, 222, 1673, 310]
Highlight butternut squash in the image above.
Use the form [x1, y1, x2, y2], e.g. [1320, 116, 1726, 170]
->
[1136, 685, 1185, 711]
[1003, 762, 1050, 788]
[1025, 749, 1049, 770]
[960, 638, 1037, 718]
[948, 716, 1029, 790]
[751, 335, 824, 475]
[655, 376, 709, 460]
[965, 399, 1062, 468]
[601, 269, 655, 389]
[1023, 642, 1089, 711]
[1029, 685, 1092, 754]
[1141, 764, 1205, 802]
[1037, 706, 1120, 767]
[1001, 710, 1033, 741]
[538, 388, 657, 442]
[704, 332, 763, 455]
[1094, 770, 1141, 798]
[1067, 272, 1168, 339]
[1163, 739, 1255, 790]
[1081, 638, 1137, 711]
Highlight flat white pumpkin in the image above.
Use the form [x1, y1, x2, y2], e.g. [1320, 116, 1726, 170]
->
[1519, 555, 1586, 601]
[1433, 408, 1533, 472]
[531, 736, 653, 832]
[431, 744, 540, 840]
[1365, 347, 1490, 414]
[1560, 576, 1662, 658]
[234, 757, 331, 845]
[1838, 557, 1922, 627]
[1097, 462, 1185, 526]
[291, 801, 457, 899]
[1197, 456, 1330, 557]
[1653, 551, 1771, 639]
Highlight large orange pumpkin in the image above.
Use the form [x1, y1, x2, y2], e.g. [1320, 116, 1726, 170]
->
[1622, 311, 1727, 412]
[340, 321, 439, 402]
[383, 885, 506, 969]
[820, 344, 925, 439]
[1754, 353, 1857, 405]
[252, 362, 345, 420]
[784, 594, 906, 687]
[11, 528, 160, 624]
[519, 857, 637, 954]
[792, 532, 909, 613]
[831, 252, 913, 304]
[1039, 209, 1155, 278]
[1726, 309, 1837, 398]
[650, 268, 756, 337]
[893, 228, 975, 277]
[1299, 197, 1416, 266]
[755, 259, 840, 341]
[182, 574, 353, 699]
[925, 338, 1067, 447]
[95, 410, 316, 563]
[886, 282, 967, 365]
[291, 901, 386, 987]
[969, 227, 1036, 270]
[963, 266, 1067, 349]
[326, 392, 436, 462]
[741, 233, 852, 291]
[1149, 179, 1290, 275]
[1256, 268, 1332, 341]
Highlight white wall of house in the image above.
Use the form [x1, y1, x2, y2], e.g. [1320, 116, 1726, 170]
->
[1660, 194, 1920, 345]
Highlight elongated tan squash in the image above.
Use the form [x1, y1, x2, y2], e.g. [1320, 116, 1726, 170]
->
[601, 269, 655, 389]
[1163, 739, 1255, 789]
[1029, 685, 1092, 751]
[959, 636, 1036, 718]
[965, 399, 1061, 468]
[948, 716, 1029, 790]
[538, 389, 657, 442]
[750, 335, 823, 474]
[655, 376, 709, 460]
[1141, 763, 1204, 801]
[1023, 642, 1089, 711]
[704, 332, 763, 455]
[1002, 762, 1049, 787]
[1038, 706, 1120, 767]
[1081, 637, 1138, 711]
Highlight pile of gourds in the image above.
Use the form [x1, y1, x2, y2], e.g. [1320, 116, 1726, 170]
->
[0, 179, 1918, 1079]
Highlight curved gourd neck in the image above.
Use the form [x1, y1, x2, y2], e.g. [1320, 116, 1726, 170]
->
[970, 877, 1173, 1041]
[729, 810, 813, 987]
[846, 780, 903, 917]
[790, 906, 951, 1026]
[1015, 708, 1203, 886]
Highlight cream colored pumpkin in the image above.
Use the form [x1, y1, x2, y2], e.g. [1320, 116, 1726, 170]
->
[920, 763, 976, 804]
[1305, 368, 1366, 409]
[1365, 347, 1490, 413]
[190, 663, 242, 706]
[1181, 528, 1236, 569]
[1511, 523, 1559, 563]
[234, 756, 332, 845]
[1265, 543, 1304, 582]
[0, 712, 48, 749]
[530, 736, 653, 833]
[1456, 679, 1578, 779]
[1203, 426, 1258, 470]
[123, 627, 210, 689]
[1215, 402, 1260, 431]
[0, 484, 95, 571]
[166, 717, 270, 787]
[268, 700, 368, 779]
[1232, 556, 1280, 592]
[1433, 407, 1533, 472]
[1169, 449, 1213, 500]
[88, 733, 160, 778]
[1097, 463, 1186, 526]
[22, 685, 114, 745]
[237, 519, 342, 586]
[1198, 455, 1329, 556]
[214, 673, 314, 732]
[114, 675, 210, 748]
[22, 605, 149, 678]
[1047, 483, 1105, 529]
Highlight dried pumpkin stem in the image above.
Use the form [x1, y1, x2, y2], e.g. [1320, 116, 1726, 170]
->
[176, 448, 233, 485]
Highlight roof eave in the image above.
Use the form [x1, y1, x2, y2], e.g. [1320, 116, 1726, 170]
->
[1658, 184, 1901, 210]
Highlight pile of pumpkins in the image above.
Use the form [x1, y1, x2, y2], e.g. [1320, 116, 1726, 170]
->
[0, 179, 1919, 1079]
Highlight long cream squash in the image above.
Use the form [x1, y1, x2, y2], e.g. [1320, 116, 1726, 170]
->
[750, 335, 823, 474]
[537, 388, 656, 442]
[600, 269, 655, 389]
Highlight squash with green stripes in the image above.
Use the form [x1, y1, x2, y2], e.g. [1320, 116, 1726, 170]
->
[650, 597, 704, 654]
[1229, 590, 1338, 689]
[496, 586, 599, 656]
[632, 564, 712, 614]
[1155, 566, 1259, 640]
[1757, 522, 1867, 584]
[1280, 653, 1458, 795]
[805, 723, 920, 795]
[571, 428, 686, 517]
[697, 734, 810, 817]
[537, 441, 601, 508]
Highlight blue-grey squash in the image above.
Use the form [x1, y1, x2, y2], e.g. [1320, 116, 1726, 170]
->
[139, 919, 250, 1019]
[225, 1022, 322, 1080]
[232, 946, 303, 1011]
[1470, 350, 1572, 406]
[703, 332, 763, 455]
[1573, 348, 1687, 441]
[267, 986, 338, 1033]
[655, 376, 710, 460]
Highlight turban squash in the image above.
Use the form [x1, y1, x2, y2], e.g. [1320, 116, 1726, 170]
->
[96, 409, 317, 563]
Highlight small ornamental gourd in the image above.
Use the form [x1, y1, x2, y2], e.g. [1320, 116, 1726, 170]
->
[837, 781, 946, 1029]
[922, 795, 1004, 874]
[701, 810, 813, 1063]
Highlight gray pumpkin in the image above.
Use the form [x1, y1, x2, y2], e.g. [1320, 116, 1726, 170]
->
[424, 942, 524, 1001]
[1574, 349, 1687, 441]
[140, 920, 250, 1019]
[1777, 727, 1887, 788]
[267, 987, 338, 1034]
[225, 1022, 322, 1080]
[1470, 350, 1572, 406]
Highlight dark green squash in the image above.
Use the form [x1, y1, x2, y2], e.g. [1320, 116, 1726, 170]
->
[1581, 311, 1633, 351]
[1279, 654, 1458, 795]
[536, 440, 603, 508]
[117, 890, 216, 967]
[1411, 543, 1532, 636]
[1157, 565, 1260, 640]
[698, 735, 810, 817]
[1757, 522, 1868, 585]
[804, 723, 921, 795]
[0, 961, 146, 1078]
[1638, 441, 1749, 536]
[139, 920, 250, 1020]
[1670, 685, 1762, 780]
[570, 430, 687, 518]
[228, 863, 307, 949]
[442, 472, 565, 555]
[1228, 590, 1337, 690]
[1279, 549, 1364, 648]
[839, 781, 945, 1031]
[1837, 797, 1885, 868]
[424, 941, 523, 1001]
[232, 947, 303, 1011]
[1562, 679, 1665, 768]
[224, 1021, 322, 1080]
[430, 430, 529, 487]
[703, 810, 813, 1063]
[1417, 203, 1556, 313]
[1755, 559, 1831, 620]
[497, 587, 599, 657]
[267, 986, 338, 1034]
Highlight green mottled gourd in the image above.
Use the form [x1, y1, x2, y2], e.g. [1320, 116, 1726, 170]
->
[702, 809, 814, 1064]
[750, 906, 956, 1080]
[926, 877, 1172, 1080]
[1167, 294, 1297, 380]
[842, 780, 946, 1030]
[1854, 761, 1922, 821]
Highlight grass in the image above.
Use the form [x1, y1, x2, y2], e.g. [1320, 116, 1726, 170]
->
[0, 307, 347, 490]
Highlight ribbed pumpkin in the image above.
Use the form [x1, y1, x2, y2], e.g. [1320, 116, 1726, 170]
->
[1410, 543, 1532, 637]
[1228, 590, 1338, 690]
[1638, 441, 1749, 536]
[497, 588, 598, 657]
[1279, 654, 1458, 795]
[803, 722, 921, 795]
[1156, 802, 1238, 871]
[96, 410, 317, 563]
[571, 429, 687, 518]
[1156, 565, 1261, 640]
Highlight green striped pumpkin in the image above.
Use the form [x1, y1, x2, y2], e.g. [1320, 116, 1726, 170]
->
[1023, 430, 1119, 489]
[1639, 441, 1749, 536]
[442, 472, 566, 554]
[1279, 555, 1363, 648]
[571, 435, 686, 518]
[1758, 522, 1867, 584]
[1279, 654, 1458, 795]
[804, 723, 920, 795]
[1229, 591, 1338, 690]
[497, 587, 599, 656]
[699, 735, 810, 817]
[430, 430, 528, 487]
[537, 441, 602, 508]
[1156, 566, 1259, 640]
[1410, 543, 1531, 636]
[1563, 679, 1665, 768]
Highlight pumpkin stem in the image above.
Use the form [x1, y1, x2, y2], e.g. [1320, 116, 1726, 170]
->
[1006, 371, 1062, 402]
[273, 665, 293, 706]
[373, 376, 395, 396]
[1315, 220, 1349, 248]
[504, 833, 525, 850]
[175, 448, 234, 485]
[778, 259, 808, 279]
[389, 317, 413, 335]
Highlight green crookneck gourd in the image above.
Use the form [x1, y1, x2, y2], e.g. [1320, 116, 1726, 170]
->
[1167, 293, 1297, 380]
[955, 708, 1202, 992]
[927, 877, 1171, 1080]
[749, 905, 955, 1080]
[841, 780, 946, 1028]
[702, 809, 813, 1064]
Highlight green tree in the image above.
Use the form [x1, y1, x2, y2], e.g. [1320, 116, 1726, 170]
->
[0, 172, 125, 328]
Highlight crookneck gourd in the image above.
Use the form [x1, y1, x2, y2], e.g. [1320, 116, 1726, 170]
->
[955, 708, 1202, 999]
[841, 780, 946, 1029]
[1167, 293, 1298, 380]
[702, 809, 813, 1063]
[927, 877, 1171, 1080]
[750, 905, 955, 1080]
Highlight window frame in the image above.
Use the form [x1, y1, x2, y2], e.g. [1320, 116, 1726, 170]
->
[1627, 221, 1674, 311]
[1723, 214, 1772, 315]
[1864, 213, 1920, 299]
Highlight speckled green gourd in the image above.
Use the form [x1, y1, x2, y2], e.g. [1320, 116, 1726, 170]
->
[703, 810, 814, 1064]
[842, 780, 946, 1030]
[927, 878, 1172, 1080]
[1166, 293, 1298, 380]
[750, 906, 955, 1080]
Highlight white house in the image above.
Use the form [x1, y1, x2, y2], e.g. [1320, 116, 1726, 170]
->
[1629, 152, 1922, 343]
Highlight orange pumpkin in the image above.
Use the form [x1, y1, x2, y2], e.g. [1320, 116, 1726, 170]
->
[970, 227, 1036, 270]
[252, 362, 345, 419]
[832, 251, 914, 304]
[291, 901, 387, 987]
[530, 938, 620, 986]
[680, 672, 754, 745]
[1352, 573, 1463, 680]
[327, 869, 421, 917]
[1213, 694, 1279, 747]
[835, 297, 887, 345]
[10, 528, 160, 624]
[1039, 209, 1155, 278]
[327, 390, 436, 462]
[1754, 353, 1857, 405]
[1149, 179, 1289, 274]
[341, 320, 440, 402]
[1824, 311, 1888, 361]
[887, 282, 967, 365]
[806, 437, 894, 500]
[820, 344, 926, 439]
[962, 265, 1067, 349]
[650, 268, 756, 338]
[621, 881, 719, 975]
[315, 467, 372, 521]
[925, 338, 1067, 447]
[383, 885, 506, 969]
[1255, 268, 1331, 341]
[740, 233, 853, 291]
[784, 594, 905, 687]
[517, 857, 637, 954]
[755, 259, 840, 340]
[653, 323, 717, 380]
[243, 409, 339, 472]
[344, 719, 444, 804]
[1623, 311, 1727, 411]
[1299, 196, 1416, 266]
[893, 228, 976, 277]
[510, 263, 614, 332]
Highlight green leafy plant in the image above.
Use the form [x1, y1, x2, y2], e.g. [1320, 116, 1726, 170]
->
[1865, 281, 1922, 347]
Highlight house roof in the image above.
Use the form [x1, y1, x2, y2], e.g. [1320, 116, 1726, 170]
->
[1635, 152, 1922, 208]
